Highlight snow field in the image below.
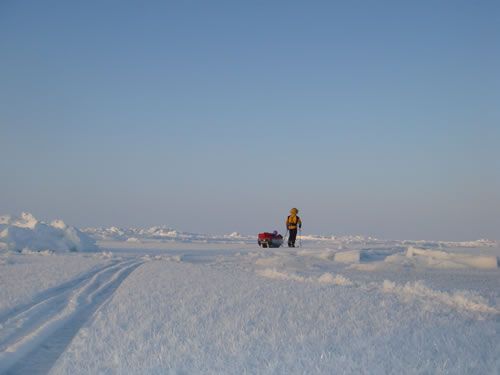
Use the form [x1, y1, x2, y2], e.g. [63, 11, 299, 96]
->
[0, 252, 111, 316]
[84, 226, 250, 244]
[0, 222, 498, 374]
[253, 250, 499, 318]
[404, 246, 498, 269]
[381, 280, 499, 315]
[321, 247, 499, 270]
[83, 222, 496, 251]
[0, 258, 143, 374]
[256, 268, 354, 286]
[50, 251, 499, 374]
[256, 267, 498, 316]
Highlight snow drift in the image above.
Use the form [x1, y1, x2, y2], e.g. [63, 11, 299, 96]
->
[346, 246, 499, 271]
[0, 213, 98, 252]
[384, 247, 499, 270]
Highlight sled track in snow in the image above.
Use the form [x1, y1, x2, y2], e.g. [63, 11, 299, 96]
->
[0, 259, 144, 374]
[0, 261, 127, 325]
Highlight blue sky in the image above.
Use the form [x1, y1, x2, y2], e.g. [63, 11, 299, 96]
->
[1, 0, 499, 240]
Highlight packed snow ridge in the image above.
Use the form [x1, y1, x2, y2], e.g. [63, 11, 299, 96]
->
[0, 213, 98, 253]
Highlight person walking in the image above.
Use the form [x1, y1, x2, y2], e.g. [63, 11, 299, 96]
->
[286, 208, 302, 247]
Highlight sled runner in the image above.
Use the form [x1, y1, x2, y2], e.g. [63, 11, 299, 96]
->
[258, 231, 284, 248]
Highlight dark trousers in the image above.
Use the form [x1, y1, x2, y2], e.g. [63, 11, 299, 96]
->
[288, 229, 297, 247]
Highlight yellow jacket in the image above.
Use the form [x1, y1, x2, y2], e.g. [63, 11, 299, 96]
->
[286, 215, 302, 230]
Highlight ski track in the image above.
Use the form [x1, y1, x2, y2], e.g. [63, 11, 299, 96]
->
[0, 259, 144, 374]
[0, 260, 122, 324]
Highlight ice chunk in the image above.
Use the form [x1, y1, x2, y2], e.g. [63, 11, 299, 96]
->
[0, 213, 98, 253]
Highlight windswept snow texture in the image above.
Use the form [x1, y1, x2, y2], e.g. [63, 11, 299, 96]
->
[0, 252, 112, 317]
[0, 228, 498, 374]
[0, 213, 98, 252]
[50, 245, 499, 375]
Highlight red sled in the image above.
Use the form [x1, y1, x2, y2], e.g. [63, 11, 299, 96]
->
[258, 232, 284, 248]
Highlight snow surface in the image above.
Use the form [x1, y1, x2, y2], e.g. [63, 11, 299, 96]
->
[83, 226, 250, 244]
[0, 222, 498, 374]
[0, 213, 98, 253]
[0, 252, 113, 317]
